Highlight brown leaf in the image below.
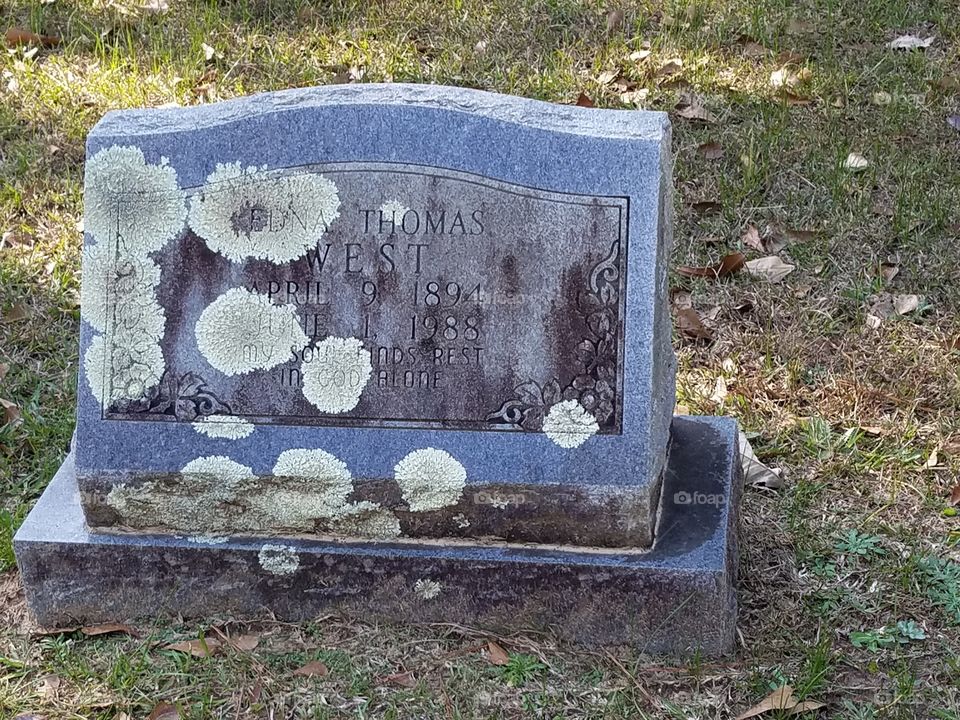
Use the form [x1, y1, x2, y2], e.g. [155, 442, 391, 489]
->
[4, 27, 60, 48]
[737, 35, 768, 58]
[163, 637, 221, 657]
[380, 670, 417, 688]
[38, 674, 60, 700]
[605, 9, 624, 34]
[878, 262, 899, 282]
[736, 686, 798, 720]
[893, 294, 920, 315]
[1, 398, 21, 426]
[147, 703, 179, 720]
[1, 230, 34, 249]
[2, 302, 30, 323]
[230, 633, 260, 652]
[675, 307, 714, 341]
[677, 252, 745, 280]
[292, 660, 330, 677]
[745, 256, 795, 283]
[81, 623, 139, 637]
[697, 141, 724, 160]
[949, 485, 960, 507]
[575, 92, 595, 107]
[597, 68, 620, 85]
[742, 225, 764, 252]
[486, 640, 511, 666]
[674, 93, 715, 122]
[655, 58, 683, 80]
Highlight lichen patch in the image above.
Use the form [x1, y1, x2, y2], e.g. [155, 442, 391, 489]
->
[543, 399, 599, 448]
[80, 242, 162, 334]
[84, 145, 186, 252]
[414, 578, 442, 600]
[258, 544, 300, 576]
[83, 335, 107, 405]
[394, 448, 467, 512]
[188, 163, 341, 263]
[195, 287, 308, 376]
[330, 501, 402, 539]
[192, 414, 256, 440]
[301, 336, 372, 413]
[251, 449, 355, 524]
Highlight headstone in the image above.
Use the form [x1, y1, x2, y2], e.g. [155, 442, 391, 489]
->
[15, 85, 741, 655]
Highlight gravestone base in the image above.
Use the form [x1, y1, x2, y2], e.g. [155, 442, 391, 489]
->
[15, 416, 741, 656]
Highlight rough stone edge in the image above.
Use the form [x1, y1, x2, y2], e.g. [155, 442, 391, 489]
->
[89, 83, 669, 142]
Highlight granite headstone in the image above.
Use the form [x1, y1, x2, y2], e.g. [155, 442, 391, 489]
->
[15, 84, 741, 655]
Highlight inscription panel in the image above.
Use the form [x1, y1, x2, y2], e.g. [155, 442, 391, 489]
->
[101, 162, 628, 434]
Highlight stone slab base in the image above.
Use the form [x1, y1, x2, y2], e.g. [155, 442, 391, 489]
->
[15, 416, 741, 656]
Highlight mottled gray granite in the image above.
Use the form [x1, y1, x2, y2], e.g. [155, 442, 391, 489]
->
[74, 83, 676, 548]
[15, 416, 740, 656]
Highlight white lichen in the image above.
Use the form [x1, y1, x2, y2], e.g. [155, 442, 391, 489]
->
[258, 544, 300, 576]
[301, 336, 372, 413]
[252, 448, 355, 523]
[188, 163, 341, 263]
[83, 334, 107, 405]
[192, 414, 256, 440]
[187, 534, 229, 545]
[195, 287, 308, 376]
[181, 455, 256, 488]
[84, 145, 186, 252]
[414, 578, 442, 600]
[453, 513, 470, 529]
[378, 199, 410, 228]
[80, 242, 162, 333]
[330, 501, 402, 538]
[543, 399, 600, 449]
[394, 448, 467, 512]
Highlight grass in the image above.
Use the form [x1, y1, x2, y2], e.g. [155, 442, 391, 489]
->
[1, 0, 959, 717]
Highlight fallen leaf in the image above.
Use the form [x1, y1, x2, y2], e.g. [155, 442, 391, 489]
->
[893, 294, 920, 315]
[742, 225, 764, 252]
[230, 633, 260, 652]
[380, 670, 417, 688]
[486, 640, 511, 666]
[141, 0, 170, 13]
[473, 39, 488, 54]
[745, 256, 795, 283]
[81, 623, 139, 637]
[597, 68, 619, 85]
[872, 91, 893, 106]
[697, 141, 724, 160]
[1, 398, 21, 426]
[786, 18, 814, 34]
[38, 674, 60, 700]
[735, 685, 823, 720]
[843, 152, 869, 171]
[949, 485, 960, 507]
[710, 376, 728, 405]
[292, 660, 330, 677]
[737, 36, 767, 57]
[201, 42, 215, 61]
[887, 34, 934, 50]
[674, 93, 714, 122]
[620, 88, 649, 105]
[163, 637, 221, 657]
[147, 703, 179, 720]
[575, 92, 595, 107]
[0, 363, 8, 382]
[678, 252, 746, 280]
[655, 58, 683, 80]
[739, 432, 784, 490]
[1, 230, 34, 249]
[675, 307, 714, 341]
[925, 446, 940, 469]
[4, 28, 60, 48]
[1, 302, 30, 322]
[628, 49, 651, 62]
[948, 115, 960, 132]
[606, 9, 624, 33]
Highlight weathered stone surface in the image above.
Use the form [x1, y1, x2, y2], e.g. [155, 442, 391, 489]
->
[73, 84, 675, 547]
[16, 416, 740, 656]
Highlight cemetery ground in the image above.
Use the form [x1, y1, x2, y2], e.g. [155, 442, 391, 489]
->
[1, 0, 959, 717]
